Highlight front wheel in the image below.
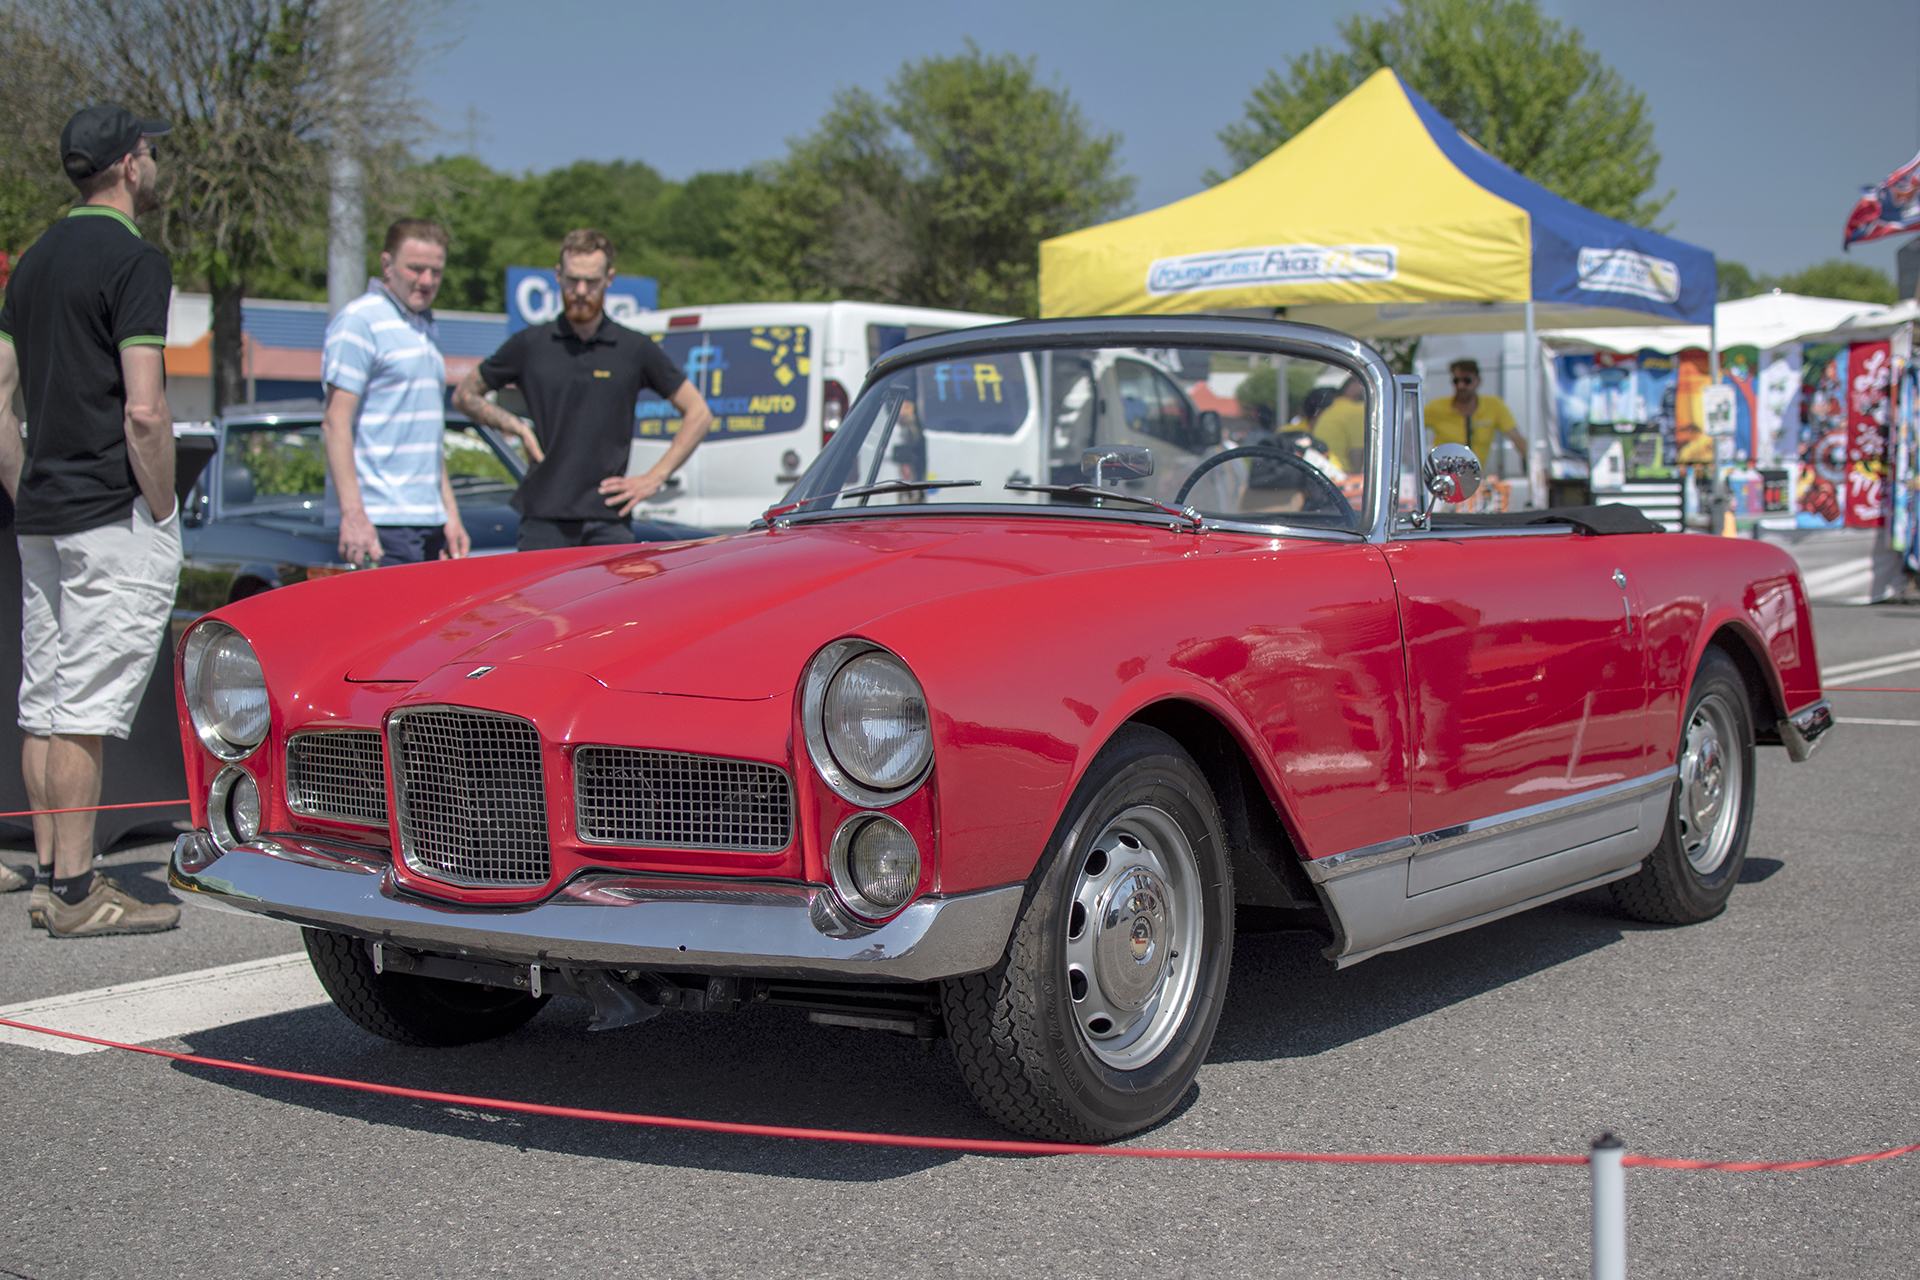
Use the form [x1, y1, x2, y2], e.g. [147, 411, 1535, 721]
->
[1610, 648, 1755, 925]
[303, 928, 549, 1047]
[941, 725, 1234, 1141]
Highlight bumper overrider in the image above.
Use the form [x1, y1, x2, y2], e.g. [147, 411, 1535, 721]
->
[1778, 698, 1834, 763]
[171, 832, 1023, 985]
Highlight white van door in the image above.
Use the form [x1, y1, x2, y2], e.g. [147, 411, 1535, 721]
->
[632, 323, 816, 528]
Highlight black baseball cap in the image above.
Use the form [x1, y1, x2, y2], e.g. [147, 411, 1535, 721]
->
[60, 105, 171, 184]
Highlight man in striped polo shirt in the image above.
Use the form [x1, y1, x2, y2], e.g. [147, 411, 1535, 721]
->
[321, 218, 470, 566]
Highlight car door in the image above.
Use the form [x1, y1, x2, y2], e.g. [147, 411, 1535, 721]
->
[1383, 530, 1648, 893]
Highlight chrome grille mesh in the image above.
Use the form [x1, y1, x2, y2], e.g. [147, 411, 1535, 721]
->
[391, 708, 550, 886]
[286, 731, 388, 827]
[575, 747, 793, 851]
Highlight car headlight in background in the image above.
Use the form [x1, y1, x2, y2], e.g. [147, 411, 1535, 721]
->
[182, 622, 270, 759]
[208, 766, 261, 851]
[829, 813, 921, 919]
[803, 640, 933, 807]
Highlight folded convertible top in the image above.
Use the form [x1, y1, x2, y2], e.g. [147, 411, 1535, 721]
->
[1428, 504, 1666, 536]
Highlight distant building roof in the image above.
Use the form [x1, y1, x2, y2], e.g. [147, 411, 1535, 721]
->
[167, 289, 509, 358]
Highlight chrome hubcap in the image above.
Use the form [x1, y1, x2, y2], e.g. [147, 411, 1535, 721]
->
[1678, 693, 1743, 874]
[1063, 805, 1202, 1069]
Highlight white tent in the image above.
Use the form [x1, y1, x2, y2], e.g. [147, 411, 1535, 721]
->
[1540, 292, 1875, 355]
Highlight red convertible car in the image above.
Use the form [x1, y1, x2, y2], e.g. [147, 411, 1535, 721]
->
[170, 318, 1831, 1141]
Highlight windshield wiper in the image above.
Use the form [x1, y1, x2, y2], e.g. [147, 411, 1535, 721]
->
[1004, 482, 1205, 530]
[763, 478, 980, 521]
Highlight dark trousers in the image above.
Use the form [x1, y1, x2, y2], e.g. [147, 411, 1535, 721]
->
[516, 517, 636, 552]
[376, 525, 448, 564]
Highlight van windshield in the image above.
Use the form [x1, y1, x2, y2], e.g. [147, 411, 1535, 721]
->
[776, 344, 1372, 532]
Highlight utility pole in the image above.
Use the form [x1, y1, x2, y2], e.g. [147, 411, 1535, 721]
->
[327, 4, 362, 316]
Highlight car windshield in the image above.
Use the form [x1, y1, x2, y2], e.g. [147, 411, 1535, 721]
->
[217, 418, 523, 514]
[777, 344, 1373, 532]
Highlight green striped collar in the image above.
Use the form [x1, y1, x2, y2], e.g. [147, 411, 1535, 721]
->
[67, 205, 141, 238]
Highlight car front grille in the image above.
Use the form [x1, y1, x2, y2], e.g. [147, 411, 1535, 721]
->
[285, 731, 388, 827]
[390, 707, 550, 886]
[574, 747, 793, 851]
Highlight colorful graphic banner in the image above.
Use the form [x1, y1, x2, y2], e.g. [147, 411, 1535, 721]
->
[636, 326, 812, 441]
[1844, 339, 1891, 528]
[1843, 148, 1920, 247]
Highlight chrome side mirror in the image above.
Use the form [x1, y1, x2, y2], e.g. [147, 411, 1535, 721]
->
[1418, 443, 1482, 525]
[1083, 446, 1154, 489]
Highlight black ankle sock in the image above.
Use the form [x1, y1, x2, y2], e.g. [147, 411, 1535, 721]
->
[36, 865, 51, 886]
[52, 871, 94, 905]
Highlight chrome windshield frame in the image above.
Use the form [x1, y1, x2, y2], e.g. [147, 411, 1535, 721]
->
[766, 315, 1407, 544]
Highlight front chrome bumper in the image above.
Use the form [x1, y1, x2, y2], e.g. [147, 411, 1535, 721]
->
[1778, 698, 1834, 763]
[170, 832, 1022, 984]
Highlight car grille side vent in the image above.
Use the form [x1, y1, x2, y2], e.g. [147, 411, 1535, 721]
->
[390, 707, 551, 887]
[575, 747, 793, 851]
[286, 731, 388, 827]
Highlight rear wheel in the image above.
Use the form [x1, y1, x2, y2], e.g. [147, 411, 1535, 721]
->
[303, 928, 549, 1047]
[1611, 648, 1754, 925]
[941, 725, 1234, 1141]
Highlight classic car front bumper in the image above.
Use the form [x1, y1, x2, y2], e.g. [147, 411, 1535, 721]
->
[1778, 698, 1834, 763]
[170, 832, 1023, 985]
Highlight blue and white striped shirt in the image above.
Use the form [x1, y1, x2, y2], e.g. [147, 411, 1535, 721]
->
[322, 284, 447, 527]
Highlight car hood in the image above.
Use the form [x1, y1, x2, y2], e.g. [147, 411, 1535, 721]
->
[342, 518, 1216, 698]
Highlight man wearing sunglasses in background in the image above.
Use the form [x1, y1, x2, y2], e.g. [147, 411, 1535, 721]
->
[0, 106, 182, 936]
[1424, 357, 1529, 473]
[452, 228, 712, 551]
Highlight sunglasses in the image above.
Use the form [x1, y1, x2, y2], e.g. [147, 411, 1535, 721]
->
[1452, 376, 1476, 385]
[134, 141, 159, 162]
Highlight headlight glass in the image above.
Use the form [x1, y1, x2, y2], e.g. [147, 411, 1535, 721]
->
[183, 623, 269, 758]
[823, 653, 930, 791]
[208, 766, 261, 852]
[830, 814, 921, 919]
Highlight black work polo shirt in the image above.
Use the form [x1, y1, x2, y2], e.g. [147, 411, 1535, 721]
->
[0, 206, 172, 536]
[477, 315, 686, 521]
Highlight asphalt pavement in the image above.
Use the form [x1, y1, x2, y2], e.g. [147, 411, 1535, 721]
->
[0, 531, 1913, 1279]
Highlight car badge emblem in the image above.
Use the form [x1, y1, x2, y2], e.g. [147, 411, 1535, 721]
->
[466, 666, 495, 679]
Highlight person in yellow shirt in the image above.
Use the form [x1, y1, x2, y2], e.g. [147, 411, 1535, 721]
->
[1311, 377, 1368, 473]
[1424, 358, 1528, 470]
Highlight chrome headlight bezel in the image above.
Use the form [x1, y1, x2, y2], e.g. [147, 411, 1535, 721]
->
[802, 639, 933, 808]
[181, 621, 271, 761]
[207, 765, 261, 852]
[828, 812, 921, 921]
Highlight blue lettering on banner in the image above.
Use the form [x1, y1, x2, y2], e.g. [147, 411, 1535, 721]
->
[505, 266, 660, 334]
[1145, 244, 1397, 296]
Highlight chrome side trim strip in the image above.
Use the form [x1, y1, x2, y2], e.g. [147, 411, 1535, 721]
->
[1305, 768, 1679, 885]
[169, 832, 1023, 984]
[1329, 864, 1642, 969]
[1778, 698, 1833, 763]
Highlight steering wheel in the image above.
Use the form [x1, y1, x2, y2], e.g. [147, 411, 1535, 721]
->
[1175, 446, 1351, 516]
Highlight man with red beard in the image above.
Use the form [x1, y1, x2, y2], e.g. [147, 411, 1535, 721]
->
[454, 228, 712, 550]
[0, 106, 182, 934]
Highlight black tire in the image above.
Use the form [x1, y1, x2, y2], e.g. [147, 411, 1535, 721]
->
[1611, 648, 1755, 925]
[302, 928, 549, 1047]
[940, 724, 1234, 1141]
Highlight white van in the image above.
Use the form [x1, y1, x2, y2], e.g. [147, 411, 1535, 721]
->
[615, 301, 1014, 529]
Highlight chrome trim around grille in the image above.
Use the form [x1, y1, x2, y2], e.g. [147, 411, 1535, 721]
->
[574, 747, 793, 851]
[169, 832, 1023, 984]
[388, 706, 551, 888]
[286, 731, 388, 828]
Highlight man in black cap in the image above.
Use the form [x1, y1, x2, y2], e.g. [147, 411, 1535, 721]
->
[0, 105, 184, 937]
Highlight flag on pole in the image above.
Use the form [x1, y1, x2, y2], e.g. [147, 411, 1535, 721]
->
[1843, 149, 1920, 248]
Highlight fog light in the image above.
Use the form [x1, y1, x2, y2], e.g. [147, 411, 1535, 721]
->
[209, 767, 261, 851]
[829, 813, 920, 919]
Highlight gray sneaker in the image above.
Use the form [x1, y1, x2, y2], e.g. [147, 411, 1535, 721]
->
[0, 864, 27, 893]
[46, 876, 180, 938]
[27, 881, 50, 930]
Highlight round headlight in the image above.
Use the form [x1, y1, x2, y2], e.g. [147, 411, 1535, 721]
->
[823, 653, 931, 791]
[183, 623, 270, 759]
[830, 814, 920, 918]
[208, 766, 261, 851]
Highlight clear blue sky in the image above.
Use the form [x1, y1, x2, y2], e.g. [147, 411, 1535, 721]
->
[418, 0, 1920, 283]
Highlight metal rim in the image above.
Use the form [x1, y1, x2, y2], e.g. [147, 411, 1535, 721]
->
[828, 812, 921, 921]
[1678, 691, 1744, 875]
[207, 765, 259, 853]
[1062, 804, 1204, 1070]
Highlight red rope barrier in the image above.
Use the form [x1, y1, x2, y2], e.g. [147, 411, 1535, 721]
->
[0, 1016, 1912, 1171]
[0, 799, 189, 820]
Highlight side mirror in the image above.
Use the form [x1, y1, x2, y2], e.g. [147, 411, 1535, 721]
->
[1082, 446, 1154, 488]
[1195, 409, 1223, 448]
[1419, 443, 1482, 525]
[181, 485, 210, 528]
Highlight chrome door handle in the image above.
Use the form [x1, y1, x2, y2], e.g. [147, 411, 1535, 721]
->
[1612, 569, 1626, 589]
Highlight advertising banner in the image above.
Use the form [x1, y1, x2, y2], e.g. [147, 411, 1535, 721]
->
[1795, 345, 1847, 528]
[505, 266, 659, 334]
[1844, 339, 1891, 528]
[635, 325, 812, 442]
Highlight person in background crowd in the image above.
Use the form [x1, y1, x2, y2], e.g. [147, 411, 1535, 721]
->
[451, 228, 712, 550]
[1425, 357, 1529, 472]
[321, 218, 469, 567]
[0, 105, 183, 936]
[1313, 376, 1369, 473]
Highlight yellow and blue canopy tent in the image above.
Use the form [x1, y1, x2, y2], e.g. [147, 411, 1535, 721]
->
[1039, 68, 1716, 336]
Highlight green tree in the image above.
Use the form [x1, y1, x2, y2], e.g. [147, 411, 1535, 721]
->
[736, 44, 1134, 315]
[1762, 259, 1896, 305]
[1216, 0, 1668, 227]
[1717, 261, 1759, 301]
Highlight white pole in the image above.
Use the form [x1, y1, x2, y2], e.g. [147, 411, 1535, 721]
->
[1524, 298, 1543, 507]
[327, 5, 363, 316]
[1590, 1132, 1627, 1280]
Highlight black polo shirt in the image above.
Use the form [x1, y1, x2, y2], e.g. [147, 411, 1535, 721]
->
[0, 206, 172, 536]
[477, 315, 686, 522]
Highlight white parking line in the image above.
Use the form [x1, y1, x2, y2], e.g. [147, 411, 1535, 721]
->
[1800, 556, 1873, 601]
[0, 952, 327, 1056]
[1823, 647, 1920, 676]
[1835, 717, 1920, 727]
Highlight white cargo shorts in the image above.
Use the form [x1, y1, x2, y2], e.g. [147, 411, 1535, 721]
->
[17, 496, 183, 739]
